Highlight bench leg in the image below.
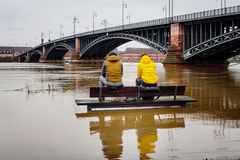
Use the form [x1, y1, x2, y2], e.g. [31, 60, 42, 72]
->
[181, 103, 187, 108]
[87, 105, 92, 111]
[99, 97, 105, 102]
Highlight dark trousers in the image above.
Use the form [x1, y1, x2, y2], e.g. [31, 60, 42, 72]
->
[135, 78, 157, 87]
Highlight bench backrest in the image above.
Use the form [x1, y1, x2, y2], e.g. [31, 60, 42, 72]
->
[141, 86, 185, 96]
[90, 87, 139, 97]
[90, 86, 185, 98]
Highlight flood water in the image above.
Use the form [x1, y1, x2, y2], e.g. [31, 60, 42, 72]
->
[0, 62, 240, 160]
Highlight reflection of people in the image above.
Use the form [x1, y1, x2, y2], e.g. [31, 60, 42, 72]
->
[137, 114, 158, 159]
[136, 53, 158, 87]
[90, 115, 124, 159]
[77, 109, 185, 160]
[100, 52, 123, 88]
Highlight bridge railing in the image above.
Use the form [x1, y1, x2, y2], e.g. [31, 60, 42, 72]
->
[173, 5, 240, 22]
[87, 5, 240, 36]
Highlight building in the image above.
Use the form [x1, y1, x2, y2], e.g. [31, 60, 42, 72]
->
[0, 46, 30, 62]
[119, 48, 165, 62]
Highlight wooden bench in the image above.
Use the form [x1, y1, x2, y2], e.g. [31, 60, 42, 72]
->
[90, 85, 186, 100]
[75, 85, 197, 110]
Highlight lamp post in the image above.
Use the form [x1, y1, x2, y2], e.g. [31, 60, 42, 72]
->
[126, 13, 130, 25]
[41, 32, 45, 44]
[48, 30, 52, 42]
[216, 0, 227, 14]
[168, 0, 173, 22]
[73, 17, 79, 35]
[168, 0, 171, 21]
[92, 11, 97, 33]
[60, 24, 64, 38]
[122, 1, 127, 29]
[216, 0, 226, 9]
[162, 4, 167, 18]
[101, 19, 108, 31]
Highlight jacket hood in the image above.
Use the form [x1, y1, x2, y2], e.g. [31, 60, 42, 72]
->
[106, 55, 120, 62]
[140, 55, 151, 64]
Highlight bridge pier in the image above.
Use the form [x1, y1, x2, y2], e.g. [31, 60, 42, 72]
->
[39, 46, 46, 63]
[25, 52, 30, 63]
[163, 46, 184, 64]
[163, 23, 185, 64]
[71, 37, 81, 63]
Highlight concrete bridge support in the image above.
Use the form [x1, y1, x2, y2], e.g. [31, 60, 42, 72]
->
[71, 37, 81, 63]
[39, 46, 46, 63]
[25, 52, 30, 62]
[163, 23, 185, 64]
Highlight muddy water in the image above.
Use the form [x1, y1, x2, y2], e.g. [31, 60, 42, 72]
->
[0, 62, 240, 160]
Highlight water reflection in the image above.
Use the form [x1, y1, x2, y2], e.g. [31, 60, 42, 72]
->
[163, 65, 240, 118]
[76, 109, 185, 159]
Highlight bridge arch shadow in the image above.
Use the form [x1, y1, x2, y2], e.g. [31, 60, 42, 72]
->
[29, 50, 42, 62]
[80, 33, 167, 58]
[45, 43, 73, 60]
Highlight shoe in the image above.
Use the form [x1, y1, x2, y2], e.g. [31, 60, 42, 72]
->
[124, 97, 137, 101]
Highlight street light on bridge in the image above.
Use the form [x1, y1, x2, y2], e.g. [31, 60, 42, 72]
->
[48, 30, 52, 42]
[216, 0, 227, 10]
[101, 19, 108, 31]
[126, 13, 130, 25]
[162, 4, 167, 18]
[41, 32, 45, 44]
[93, 11, 97, 33]
[122, 1, 127, 29]
[167, 0, 173, 23]
[73, 17, 79, 35]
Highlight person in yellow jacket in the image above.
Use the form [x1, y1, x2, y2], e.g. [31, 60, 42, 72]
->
[136, 53, 158, 87]
[100, 52, 123, 88]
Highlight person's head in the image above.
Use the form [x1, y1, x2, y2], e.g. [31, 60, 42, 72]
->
[108, 52, 118, 57]
[105, 52, 120, 62]
[140, 53, 148, 58]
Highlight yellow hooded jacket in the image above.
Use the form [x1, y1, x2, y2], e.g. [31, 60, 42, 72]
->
[137, 55, 158, 84]
[104, 55, 123, 83]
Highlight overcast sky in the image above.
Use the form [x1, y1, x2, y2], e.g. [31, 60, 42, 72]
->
[0, 0, 240, 49]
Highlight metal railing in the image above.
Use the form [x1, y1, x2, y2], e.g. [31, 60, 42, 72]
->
[183, 28, 240, 60]
[83, 5, 240, 36]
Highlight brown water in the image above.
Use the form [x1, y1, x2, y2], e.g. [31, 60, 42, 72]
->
[0, 62, 240, 160]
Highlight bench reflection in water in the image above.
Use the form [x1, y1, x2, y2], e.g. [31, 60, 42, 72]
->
[76, 108, 185, 159]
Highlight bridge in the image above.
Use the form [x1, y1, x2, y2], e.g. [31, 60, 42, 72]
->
[20, 5, 240, 64]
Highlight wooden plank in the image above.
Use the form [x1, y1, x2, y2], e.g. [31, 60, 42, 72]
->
[75, 96, 196, 108]
[90, 87, 138, 97]
[90, 85, 186, 97]
[138, 86, 186, 97]
[158, 86, 185, 96]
